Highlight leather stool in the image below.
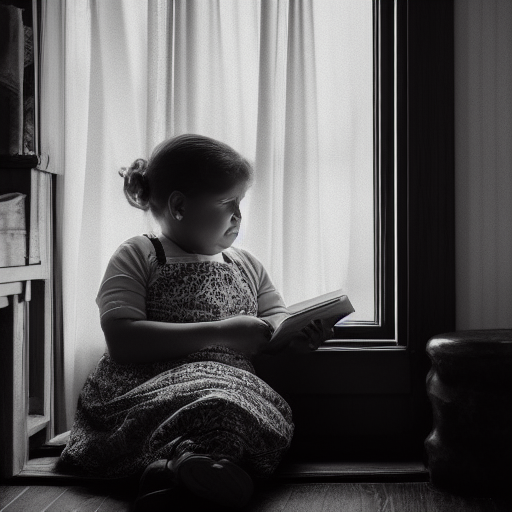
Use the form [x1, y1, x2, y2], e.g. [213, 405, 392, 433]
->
[425, 329, 512, 496]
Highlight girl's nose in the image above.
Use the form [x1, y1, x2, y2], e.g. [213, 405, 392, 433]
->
[233, 205, 242, 220]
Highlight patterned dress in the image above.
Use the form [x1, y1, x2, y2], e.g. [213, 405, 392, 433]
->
[58, 235, 294, 479]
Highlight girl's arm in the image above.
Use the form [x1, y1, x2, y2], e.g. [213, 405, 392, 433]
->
[102, 314, 273, 365]
[98, 238, 273, 365]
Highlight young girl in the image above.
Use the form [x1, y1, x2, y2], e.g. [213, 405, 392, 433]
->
[59, 134, 331, 511]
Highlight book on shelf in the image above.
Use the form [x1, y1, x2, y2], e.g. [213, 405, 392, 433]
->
[266, 289, 354, 351]
[0, 4, 24, 155]
[0, 3, 36, 156]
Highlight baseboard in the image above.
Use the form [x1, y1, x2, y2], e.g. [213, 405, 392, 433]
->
[8, 456, 429, 485]
[274, 460, 429, 483]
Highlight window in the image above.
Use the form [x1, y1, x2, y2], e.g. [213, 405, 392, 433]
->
[332, 0, 398, 340]
[184, 0, 378, 322]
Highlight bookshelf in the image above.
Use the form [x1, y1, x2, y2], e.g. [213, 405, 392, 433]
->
[0, 0, 54, 479]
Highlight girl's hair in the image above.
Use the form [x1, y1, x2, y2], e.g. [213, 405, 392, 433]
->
[119, 134, 254, 216]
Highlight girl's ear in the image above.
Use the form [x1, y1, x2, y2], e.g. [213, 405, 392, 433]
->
[167, 191, 186, 221]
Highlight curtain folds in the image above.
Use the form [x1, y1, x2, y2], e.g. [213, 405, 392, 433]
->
[41, 0, 374, 431]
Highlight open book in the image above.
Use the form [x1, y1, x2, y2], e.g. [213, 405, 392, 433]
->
[266, 289, 354, 351]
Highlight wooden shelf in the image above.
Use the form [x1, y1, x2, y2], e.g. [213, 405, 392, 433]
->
[27, 415, 49, 437]
[0, 0, 54, 481]
[0, 281, 23, 297]
[0, 264, 47, 284]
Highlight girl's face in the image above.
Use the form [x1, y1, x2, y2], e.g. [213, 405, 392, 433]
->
[170, 181, 249, 255]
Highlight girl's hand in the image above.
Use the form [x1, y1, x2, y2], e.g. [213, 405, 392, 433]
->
[289, 318, 334, 353]
[220, 314, 274, 357]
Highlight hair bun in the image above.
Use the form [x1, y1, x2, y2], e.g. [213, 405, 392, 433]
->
[119, 158, 150, 210]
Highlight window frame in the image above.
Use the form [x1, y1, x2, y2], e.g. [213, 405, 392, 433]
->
[330, 0, 400, 343]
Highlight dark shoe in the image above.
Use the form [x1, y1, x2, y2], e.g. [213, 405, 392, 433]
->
[172, 453, 254, 510]
[135, 459, 175, 512]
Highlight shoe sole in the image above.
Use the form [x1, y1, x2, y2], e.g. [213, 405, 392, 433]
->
[174, 454, 253, 509]
[134, 488, 174, 512]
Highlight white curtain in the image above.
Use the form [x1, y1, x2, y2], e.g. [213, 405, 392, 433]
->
[41, 0, 373, 431]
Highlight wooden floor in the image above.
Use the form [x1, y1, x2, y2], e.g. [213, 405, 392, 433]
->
[1, 481, 510, 512]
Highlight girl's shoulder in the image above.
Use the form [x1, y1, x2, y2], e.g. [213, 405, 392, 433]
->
[106, 234, 160, 278]
[110, 234, 156, 260]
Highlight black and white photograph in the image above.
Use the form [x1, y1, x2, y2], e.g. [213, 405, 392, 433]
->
[0, 0, 511, 510]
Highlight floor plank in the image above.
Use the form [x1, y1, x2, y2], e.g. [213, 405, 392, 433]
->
[247, 483, 294, 512]
[43, 486, 110, 512]
[0, 486, 69, 512]
[379, 483, 432, 512]
[321, 483, 383, 512]
[0, 487, 30, 510]
[94, 494, 132, 512]
[1, 482, 510, 512]
[280, 484, 328, 512]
